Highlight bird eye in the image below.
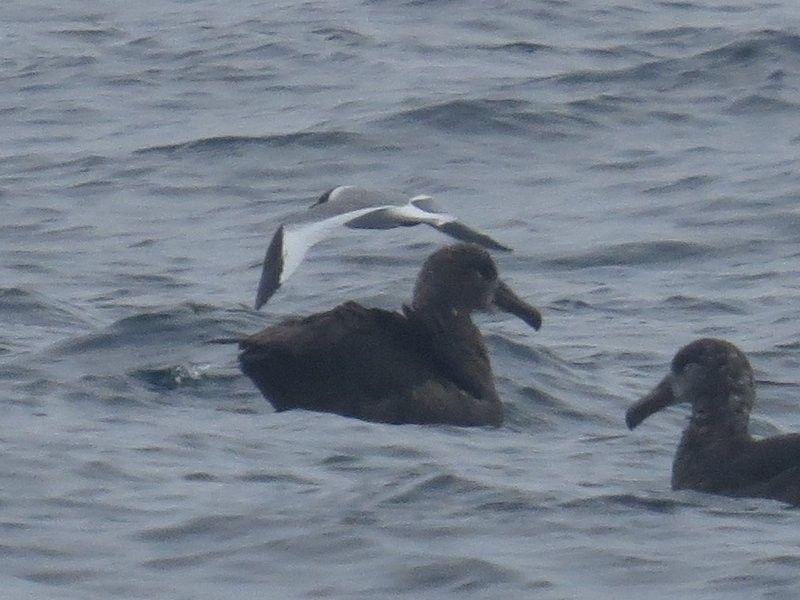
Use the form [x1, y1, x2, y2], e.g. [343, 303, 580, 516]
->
[476, 264, 495, 281]
[677, 361, 698, 376]
[694, 407, 709, 424]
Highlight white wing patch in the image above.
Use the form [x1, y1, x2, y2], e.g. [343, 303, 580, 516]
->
[387, 201, 456, 228]
[279, 206, 388, 284]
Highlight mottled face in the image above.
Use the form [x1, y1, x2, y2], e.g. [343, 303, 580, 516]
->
[670, 339, 754, 430]
[626, 338, 755, 434]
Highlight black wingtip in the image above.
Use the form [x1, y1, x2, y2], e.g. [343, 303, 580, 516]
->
[254, 225, 285, 310]
[205, 337, 245, 345]
[311, 186, 338, 207]
[438, 221, 512, 252]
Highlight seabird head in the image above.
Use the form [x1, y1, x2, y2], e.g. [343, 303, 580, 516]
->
[311, 185, 360, 207]
[626, 338, 755, 436]
[411, 244, 542, 330]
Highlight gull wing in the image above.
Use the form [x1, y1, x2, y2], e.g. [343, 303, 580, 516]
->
[254, 205, 380, 309]
[345, 201, 512, 251]
[253, 187, 511, 309]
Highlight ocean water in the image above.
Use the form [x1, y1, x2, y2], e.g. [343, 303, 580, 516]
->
[2, 0, 800, 597]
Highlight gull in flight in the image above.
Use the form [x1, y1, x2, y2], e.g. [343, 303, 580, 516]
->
[254, 186, 512, 309]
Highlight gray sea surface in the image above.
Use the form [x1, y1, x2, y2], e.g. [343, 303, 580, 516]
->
[3, 0, 800, 598]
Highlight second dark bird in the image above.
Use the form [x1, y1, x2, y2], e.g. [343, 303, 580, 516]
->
[626, 338, 800, 505]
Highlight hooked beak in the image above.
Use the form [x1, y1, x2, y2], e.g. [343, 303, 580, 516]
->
[492, 280, 542, 331]
[625, 375, 677, 430]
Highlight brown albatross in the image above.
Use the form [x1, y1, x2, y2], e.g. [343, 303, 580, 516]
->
[239, 243, 542, 426]
[626, 338, 800, 505]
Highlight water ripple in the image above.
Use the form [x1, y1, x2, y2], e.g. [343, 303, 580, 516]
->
[544, 240, 713, 269]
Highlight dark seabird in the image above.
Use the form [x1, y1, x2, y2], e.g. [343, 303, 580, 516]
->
[254, 185, 511, 309]
[626, 338, 800, 505]
[240, 243, 541, 426]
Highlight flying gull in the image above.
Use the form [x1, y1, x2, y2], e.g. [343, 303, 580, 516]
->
[254, 186, 511, 309]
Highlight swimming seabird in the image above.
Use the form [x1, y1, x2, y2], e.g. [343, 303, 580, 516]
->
[254, 186, 512, 309]
[240, 243, 541, 426]
[626, 338, 800, 505]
